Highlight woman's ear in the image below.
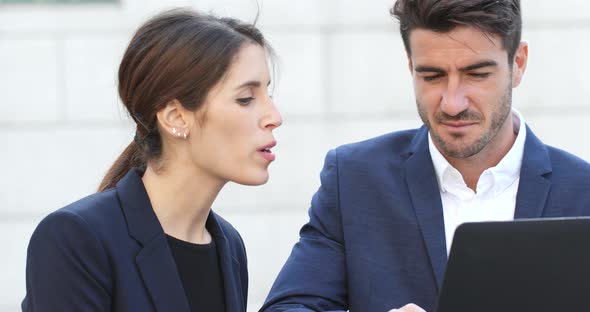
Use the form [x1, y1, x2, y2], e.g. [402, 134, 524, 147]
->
[156, 99, 193, 140]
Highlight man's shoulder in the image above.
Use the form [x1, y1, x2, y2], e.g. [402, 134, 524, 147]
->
[537, 144, 590, 210]
[334, 127, 423, 161]
[545, 145, 590, 177]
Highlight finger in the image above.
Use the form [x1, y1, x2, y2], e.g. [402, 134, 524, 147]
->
[400, 303, 427, 312]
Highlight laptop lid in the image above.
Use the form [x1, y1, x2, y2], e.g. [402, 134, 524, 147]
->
[436, 217, 590, 312]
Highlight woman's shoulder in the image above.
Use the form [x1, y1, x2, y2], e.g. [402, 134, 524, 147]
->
[210, 212, 246, 254]
[31, 189, 125, 247]
[25, 191, 116, 306]
[54, 188, 121, 223]
[211, 212, 242, 240]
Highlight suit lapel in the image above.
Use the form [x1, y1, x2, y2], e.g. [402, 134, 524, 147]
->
[136, 235, 192, 312]
[207, 214, 244, 312]
[404, 127, 447, 291]
[117, 169, 191, 312]
[402, 126, 552, 291]
[514, 126, 552, 219]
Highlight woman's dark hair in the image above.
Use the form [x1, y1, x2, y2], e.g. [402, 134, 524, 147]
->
[391, 0, 522, 63]
[98, 8, 271, 191]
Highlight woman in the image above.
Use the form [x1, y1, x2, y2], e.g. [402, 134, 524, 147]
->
[22, 8, 281, 312]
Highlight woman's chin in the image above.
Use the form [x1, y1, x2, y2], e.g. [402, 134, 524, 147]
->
[232, 172, 270, 186]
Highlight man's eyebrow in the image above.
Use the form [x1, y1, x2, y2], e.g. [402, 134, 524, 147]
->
[460, 61, 498, 71]
[235, 80, 272, 90]
[414, 61, 499, 74]
[414, 66, 445, 73]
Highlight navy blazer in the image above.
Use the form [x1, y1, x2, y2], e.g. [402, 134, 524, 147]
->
[261, 126, 590, 312]
[23, 168, 248, 312]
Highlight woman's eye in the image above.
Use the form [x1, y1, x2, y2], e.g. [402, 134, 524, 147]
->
[236, 97, 255, 106]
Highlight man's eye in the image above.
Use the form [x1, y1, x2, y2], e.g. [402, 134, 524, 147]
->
[236, 97, 255, 106]
[469, 72, 491, 79]
[423, 74, 443, 82]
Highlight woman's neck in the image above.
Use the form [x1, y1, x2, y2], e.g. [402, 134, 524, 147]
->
[141, 162, 226, 244]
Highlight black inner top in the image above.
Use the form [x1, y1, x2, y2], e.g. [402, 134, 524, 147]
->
[166, 234, 226, 312]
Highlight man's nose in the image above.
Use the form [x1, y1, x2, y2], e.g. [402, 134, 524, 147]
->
[440, 77, 469, 116]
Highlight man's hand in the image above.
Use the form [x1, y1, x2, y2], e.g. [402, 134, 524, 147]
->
[388, 303, 427, 312]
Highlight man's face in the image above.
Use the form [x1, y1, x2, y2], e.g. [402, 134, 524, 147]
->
[408, 26, 526, 159]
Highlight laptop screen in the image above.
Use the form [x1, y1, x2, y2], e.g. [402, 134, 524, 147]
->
[436, 218, 590, 312]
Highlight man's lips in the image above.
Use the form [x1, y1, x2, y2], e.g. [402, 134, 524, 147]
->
[440, 121, 478, 127]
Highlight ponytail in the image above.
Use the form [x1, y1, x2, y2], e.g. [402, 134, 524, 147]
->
[98, 141, 143, 192]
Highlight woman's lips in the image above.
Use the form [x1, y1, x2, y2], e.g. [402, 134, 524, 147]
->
[258, 150, 276, 161]
[258, 141, 277, 161]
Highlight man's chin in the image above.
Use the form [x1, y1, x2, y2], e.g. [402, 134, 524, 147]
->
[443, 142, 485, 158]
[434, 136, 482, 159]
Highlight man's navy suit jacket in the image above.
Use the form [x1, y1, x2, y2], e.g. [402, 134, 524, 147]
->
[22, 168, 248, 312]
[262, 126, 590, 312]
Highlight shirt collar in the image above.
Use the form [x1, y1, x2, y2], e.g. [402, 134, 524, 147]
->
[428, 108, 527, 195]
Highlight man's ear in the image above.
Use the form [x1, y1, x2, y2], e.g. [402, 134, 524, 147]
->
[512, 41, 529, 88]
[156, 99, 193, 139]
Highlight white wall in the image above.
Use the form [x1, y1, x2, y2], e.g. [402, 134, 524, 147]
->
[1, 1, 590, 310]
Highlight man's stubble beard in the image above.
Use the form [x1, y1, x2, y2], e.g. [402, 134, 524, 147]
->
[417, 86, 512, 159]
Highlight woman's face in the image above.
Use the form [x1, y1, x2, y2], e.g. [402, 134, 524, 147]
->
[187, 43, 282, 186]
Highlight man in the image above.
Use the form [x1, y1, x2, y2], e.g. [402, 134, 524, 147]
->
[261, 0, 590, 311]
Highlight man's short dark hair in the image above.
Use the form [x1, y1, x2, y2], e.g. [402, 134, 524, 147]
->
[391, 0, 522, 63]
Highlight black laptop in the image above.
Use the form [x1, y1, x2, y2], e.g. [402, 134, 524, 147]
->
[436, 217, 590, 312]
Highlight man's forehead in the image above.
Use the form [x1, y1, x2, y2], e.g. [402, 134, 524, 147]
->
[408, 26, 504, 56]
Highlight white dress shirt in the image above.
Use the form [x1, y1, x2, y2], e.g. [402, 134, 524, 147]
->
[428, 109, 527, 255]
